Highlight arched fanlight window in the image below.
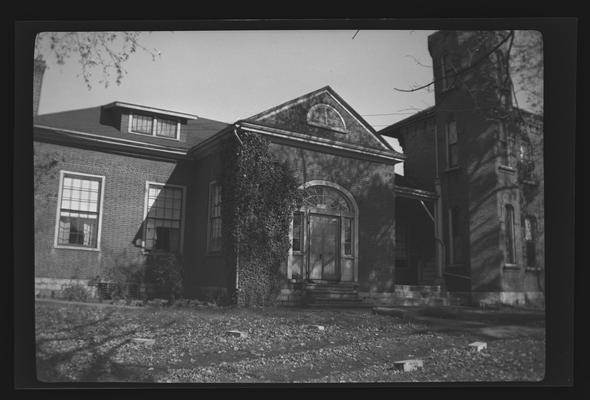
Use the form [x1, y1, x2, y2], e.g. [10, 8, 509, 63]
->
[307, 104, 347, 133]
[301, 185, 350, 212]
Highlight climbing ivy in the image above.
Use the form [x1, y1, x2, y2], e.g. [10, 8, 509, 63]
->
[221, 132, 302, 306]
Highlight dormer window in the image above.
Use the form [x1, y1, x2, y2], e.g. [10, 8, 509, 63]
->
[307, 104, 347, 133]
[130, 113, 180, 140]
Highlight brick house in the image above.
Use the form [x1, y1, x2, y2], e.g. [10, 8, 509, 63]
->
[34, 82, 429, 305]
[379, 31, 545, 307]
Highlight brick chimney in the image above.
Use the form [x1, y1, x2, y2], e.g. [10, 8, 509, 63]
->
[33, 57, 46, 116]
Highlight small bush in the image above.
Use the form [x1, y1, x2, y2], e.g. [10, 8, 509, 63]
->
[100, 262, 144, 301]
[144, 253, 183, 304]
[60, 283, 90, 302]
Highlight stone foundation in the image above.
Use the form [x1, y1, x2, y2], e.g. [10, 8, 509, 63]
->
[454, 291, 545, 308]
[35, 277, 98, 299]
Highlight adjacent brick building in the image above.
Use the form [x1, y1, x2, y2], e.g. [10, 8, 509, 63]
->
[380, 31, 544, 307]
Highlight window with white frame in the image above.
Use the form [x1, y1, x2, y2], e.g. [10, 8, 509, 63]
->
[446, 118, 459, 168]
[291, 212, 303, 252]
[130, 113, 180, 140]
[208, 182, 222, 252]
[343, 217, 353, 256]
[55, 172, 104, 249]
[144, 183, 184, 252]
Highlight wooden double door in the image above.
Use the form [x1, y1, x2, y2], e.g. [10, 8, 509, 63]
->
[307, 213, 341, 281]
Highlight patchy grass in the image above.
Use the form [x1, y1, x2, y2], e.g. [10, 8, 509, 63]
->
[35, 299, 545, 383]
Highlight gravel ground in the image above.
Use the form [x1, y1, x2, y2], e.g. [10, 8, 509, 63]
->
[35, 299, 545, 383]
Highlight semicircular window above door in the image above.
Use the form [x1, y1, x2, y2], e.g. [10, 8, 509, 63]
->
[301, 185, 351, 212]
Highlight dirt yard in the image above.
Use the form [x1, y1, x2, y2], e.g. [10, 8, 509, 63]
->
[35, 299, 545, 383]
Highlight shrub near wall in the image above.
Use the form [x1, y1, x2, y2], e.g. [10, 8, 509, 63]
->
[221, 132, 301, 306]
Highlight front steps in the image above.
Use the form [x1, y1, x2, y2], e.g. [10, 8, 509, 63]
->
[368, 285, 456, 307]
[277, 282, 469, 308]
[304, 282, 368, 308]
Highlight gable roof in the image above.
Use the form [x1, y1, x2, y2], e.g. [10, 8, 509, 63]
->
[244, 85, 403, 157]
[378, 106, 436, 139]
[34, 105, 229, 151]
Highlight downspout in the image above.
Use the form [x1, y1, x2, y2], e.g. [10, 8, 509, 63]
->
[232, 125, 243, 297]
[433, 123, 446, 289]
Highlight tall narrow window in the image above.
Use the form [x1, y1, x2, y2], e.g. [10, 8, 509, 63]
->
[56, 172, 103, 249]
[505, 205, 516, 264]
[440, 54, 455, 91]
[499, 123, 515, 168]
[144, 183, 184, 252]
[524, 216, 537, 268]
[448, 207, 463, 264]
[344, 217, 353, 256]
[446, 119, 459, 168]
[292, 212, 303, 252]
[208, 182, 222, 252]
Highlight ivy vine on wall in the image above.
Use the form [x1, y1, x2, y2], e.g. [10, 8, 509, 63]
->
[221, 131, 302, 306]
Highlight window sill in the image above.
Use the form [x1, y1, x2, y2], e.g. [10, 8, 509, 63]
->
[498, 165, 516, 174]
[522, 179, 539, 186]
[444, 166, 461, 173]
[503, 263, 520, 270]
[525, 267, 543, 272]
[54, 245, 100, 252]
[129, 129, 180, 142]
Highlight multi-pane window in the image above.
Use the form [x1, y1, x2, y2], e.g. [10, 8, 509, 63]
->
[524, 216, 537, 268]
[292, 212, 303, 252]
[130, 114, 153, 135]
[144, 184, 183, 252]
[155, 119, 177, 138]
[130, 114, 179, 139]
[307, 104, 347, 132]
[56, 173, 103, 249]
[499, 123, 515, 168]
[208, 182, 222, 252]
[446, 119, 459, 168]
[448, 207, 463, 264]
[343, 217, 353, 256]
[505, 205, 516, 264]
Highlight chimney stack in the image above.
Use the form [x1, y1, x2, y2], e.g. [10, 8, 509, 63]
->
[33, 57, 46, 116]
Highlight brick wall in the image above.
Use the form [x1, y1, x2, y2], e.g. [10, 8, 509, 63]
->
[34, 140, 190, 282]
[270, 143, 398, 293]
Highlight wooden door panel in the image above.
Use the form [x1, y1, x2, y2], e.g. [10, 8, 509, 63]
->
[308, 214, 340, 281]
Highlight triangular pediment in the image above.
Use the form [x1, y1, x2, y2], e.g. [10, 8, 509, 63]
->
[244, 86, 395, 152]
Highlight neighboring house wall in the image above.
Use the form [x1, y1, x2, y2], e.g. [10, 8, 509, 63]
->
[382, 31, 544, 307]
[34, 140, 190, 295]
[396, 116, 437, 192]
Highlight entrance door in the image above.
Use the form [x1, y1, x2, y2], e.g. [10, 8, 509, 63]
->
[308, 214, 340, 281]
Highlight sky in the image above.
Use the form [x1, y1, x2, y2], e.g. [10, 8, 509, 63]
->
[36, 30, 438, 153]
